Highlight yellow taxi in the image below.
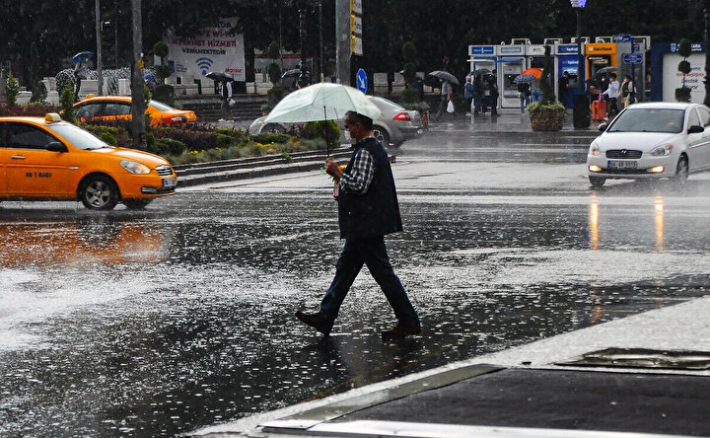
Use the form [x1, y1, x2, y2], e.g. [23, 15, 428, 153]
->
[74, 96, 197, 127]
[0, 113, 177, 210]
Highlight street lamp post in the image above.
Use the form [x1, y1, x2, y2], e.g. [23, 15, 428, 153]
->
[570, 0, 587, 92]
[570, 0, 588, 128]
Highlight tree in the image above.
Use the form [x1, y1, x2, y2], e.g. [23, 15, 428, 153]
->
[29, 42, 47, 103]
[675, 38, 692, 102]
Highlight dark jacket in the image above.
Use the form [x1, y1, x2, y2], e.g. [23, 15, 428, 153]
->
[338, 137, 402, 240]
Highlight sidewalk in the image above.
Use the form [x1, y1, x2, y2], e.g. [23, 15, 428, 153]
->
[189, 295, 710, 437]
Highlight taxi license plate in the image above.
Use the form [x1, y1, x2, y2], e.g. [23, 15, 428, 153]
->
[608, 160, 637, 169]
[163, 177, 177, 188]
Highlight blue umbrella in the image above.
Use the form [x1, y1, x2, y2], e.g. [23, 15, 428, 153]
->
[72, 51, 93, 63]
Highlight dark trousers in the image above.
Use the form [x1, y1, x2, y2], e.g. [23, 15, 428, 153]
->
[319, 236, 420, 327]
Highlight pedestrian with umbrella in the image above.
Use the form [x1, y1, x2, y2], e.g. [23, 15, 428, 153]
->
[72, 51, 92, 102]
[429, 70, 459, 121]
[207, 71, 234, 121]
[293, 104, 421, 340]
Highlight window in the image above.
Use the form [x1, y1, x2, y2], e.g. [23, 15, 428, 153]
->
[697, 106, 710, 127]
[1, 123, 57, 149]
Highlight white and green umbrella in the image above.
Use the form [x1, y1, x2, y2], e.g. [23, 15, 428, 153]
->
[264, 82, 381, 124]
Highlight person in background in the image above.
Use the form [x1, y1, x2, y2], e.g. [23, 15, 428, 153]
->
[464, 76, 474, 115]
[620, 74, 636, 108]
[558, 71, 570, 108]
[530, 77, 543, 103]
[220, 76, 233, 122]
[434, 79, 453, 121]
[473, 74, 484, 116]
[602, 72, 620, 119]
[487, 69, 499, 116]
[296, 110, 421, 340]
[517, 81, 531, 114]
[73, 54, 90, 102]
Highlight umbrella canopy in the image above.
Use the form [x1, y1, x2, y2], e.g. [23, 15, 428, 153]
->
[72, 51, 93, 63]
[520, 67, 543, 79]
[264, 82, 381, 124]
[428, 70, 460, 85]
[513, 74, 536, 84]
[596, 66, 617, 74]
[469, 68, 491, 76]
[206, 71, 233, 81]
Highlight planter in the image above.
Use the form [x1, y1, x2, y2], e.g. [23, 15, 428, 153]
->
[529, 106, 565, 131]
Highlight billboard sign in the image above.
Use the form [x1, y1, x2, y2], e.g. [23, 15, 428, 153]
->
[164, 17, 245, 81]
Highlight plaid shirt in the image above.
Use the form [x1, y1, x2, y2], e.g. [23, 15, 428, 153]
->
[340, 137, 375, 195]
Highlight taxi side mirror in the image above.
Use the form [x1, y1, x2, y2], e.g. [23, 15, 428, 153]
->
[47, 142, 68, 153]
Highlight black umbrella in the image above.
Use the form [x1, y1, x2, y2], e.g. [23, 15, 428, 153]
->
[428, 70, 459, 85]
[470, 68, 491, 76]
[513, 74, 536, 84]
[596, 66, 617, 75]
[206, 71, 234, 81]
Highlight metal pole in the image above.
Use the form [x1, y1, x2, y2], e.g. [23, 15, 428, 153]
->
[319, 0, 324, 82]
[95, 0, 103, 95]
[576, 8, 583, 92]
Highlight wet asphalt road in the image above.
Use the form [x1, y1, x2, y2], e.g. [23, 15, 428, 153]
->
[3, 123, 710, 437]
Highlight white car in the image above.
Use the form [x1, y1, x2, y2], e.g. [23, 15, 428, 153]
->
[587, 102, 710, 188]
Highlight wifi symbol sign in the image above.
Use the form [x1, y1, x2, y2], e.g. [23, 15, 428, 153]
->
[196, 57, 213, 74]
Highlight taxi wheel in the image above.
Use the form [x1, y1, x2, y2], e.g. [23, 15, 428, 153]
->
[123, 199, 152, 210]
[80, 175, 119, 210]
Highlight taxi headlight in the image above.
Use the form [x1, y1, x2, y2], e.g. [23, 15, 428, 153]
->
[650, 143, 673, 157]
[121, 160, 151, 175]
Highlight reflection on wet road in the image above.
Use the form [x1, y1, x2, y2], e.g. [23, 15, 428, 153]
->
[3, 162, 710, 436]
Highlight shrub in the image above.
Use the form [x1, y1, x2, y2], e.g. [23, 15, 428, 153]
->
[303, 120, 340, 149]
[267, 62, 282, 85]
[60, 85, 76, 123]
[100, 131, 117, 145]
[4, 72, 20, 107]
[267, 87, 283, 107]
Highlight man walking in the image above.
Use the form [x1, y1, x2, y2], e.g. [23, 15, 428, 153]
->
[602, 72, 620, 119]
[296, 111, 421, 340]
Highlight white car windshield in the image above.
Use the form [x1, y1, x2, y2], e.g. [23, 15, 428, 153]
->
[608, 108, 685, 134]
[47, 123, 112, 150]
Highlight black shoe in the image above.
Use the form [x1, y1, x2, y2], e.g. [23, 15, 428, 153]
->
[381, 324, 421, 341]
[295, 311, 333, 336]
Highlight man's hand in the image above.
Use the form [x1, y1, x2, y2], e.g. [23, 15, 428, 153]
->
[325, 158, 343, 181]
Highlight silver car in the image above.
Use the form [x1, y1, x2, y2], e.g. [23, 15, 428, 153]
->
[249, 96, 424, 148]
[586, 102, 710, 188]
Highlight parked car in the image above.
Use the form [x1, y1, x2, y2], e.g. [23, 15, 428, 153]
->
[249, 96, 424, 148]
[586, 102, 710, 188]
[0, 113, 177, 210]
[74, 96, 197, 127]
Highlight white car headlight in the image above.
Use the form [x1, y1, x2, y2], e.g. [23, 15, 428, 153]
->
[121, 160, 151, 175]
[589, 141, 600, 156]
[649, 143, 673, 157]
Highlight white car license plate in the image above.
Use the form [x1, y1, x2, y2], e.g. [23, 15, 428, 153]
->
[608, 160, 637, 169]
[163, 177, 177, 188]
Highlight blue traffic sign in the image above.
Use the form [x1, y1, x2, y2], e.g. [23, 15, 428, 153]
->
[356, 68, 368, 93]
[623, 53, 643, 64]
